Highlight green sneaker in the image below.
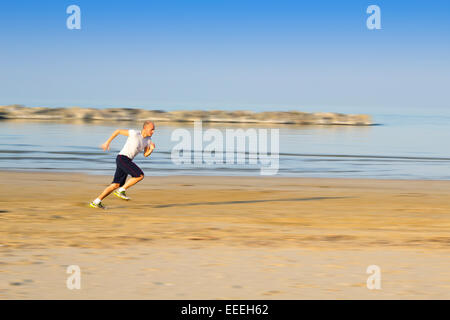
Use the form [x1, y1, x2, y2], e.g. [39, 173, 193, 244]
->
[89, 201, 106, 209]
[114, 190, 130, 201]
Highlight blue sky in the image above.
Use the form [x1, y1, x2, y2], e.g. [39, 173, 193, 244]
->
[0, 0, 449, 114]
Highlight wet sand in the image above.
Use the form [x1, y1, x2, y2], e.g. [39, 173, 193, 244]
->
[0, 171, 449, 299]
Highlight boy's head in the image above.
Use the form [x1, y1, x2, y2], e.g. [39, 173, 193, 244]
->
[142, 121, 155, 137]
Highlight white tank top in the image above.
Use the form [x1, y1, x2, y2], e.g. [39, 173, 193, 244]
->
[119, 129, 152, 160]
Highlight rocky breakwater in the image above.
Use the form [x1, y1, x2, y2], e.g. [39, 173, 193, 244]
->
[0, 105, 373, 125]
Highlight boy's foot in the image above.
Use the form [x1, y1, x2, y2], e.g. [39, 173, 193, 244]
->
[89, 201, 106, 209]
[114, 190, 130, 201]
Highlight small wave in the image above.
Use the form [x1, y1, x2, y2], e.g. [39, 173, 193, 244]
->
[278, 153, 450, 161]
[0, 156, 111, 163]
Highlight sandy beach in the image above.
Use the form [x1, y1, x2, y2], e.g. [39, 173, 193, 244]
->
[1, 171, 449, 299]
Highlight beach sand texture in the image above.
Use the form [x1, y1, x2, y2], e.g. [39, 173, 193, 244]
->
[0, 172, 449, 299]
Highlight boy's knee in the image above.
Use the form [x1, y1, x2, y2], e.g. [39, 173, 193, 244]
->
[112, 183, 120, 188]
[139, 174, 144, 181]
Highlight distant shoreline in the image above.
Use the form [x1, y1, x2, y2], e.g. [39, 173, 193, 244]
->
[0, 104, 373, 126]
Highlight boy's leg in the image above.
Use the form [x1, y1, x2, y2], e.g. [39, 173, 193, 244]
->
[98, 183, 120, 201]
[100, 163, 127, 200]
[92, 156, 126, 203]
[90, 182, 120, 208]
[121, 174, 144, 190]
[117, 156, 144, 191]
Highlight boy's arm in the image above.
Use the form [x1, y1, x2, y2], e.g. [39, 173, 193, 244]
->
[144, 142, 155, 157]
[101, 129, 129, 151]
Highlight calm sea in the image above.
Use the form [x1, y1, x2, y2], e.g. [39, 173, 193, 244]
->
[1, 112, 449, 179]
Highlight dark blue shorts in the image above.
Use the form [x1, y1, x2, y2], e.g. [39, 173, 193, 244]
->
[112, 155, 144, 187]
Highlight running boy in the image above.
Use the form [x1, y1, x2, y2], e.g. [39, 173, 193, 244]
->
[90, 121, 155, 209]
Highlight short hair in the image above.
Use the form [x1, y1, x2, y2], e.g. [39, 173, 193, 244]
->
[143, 121, 154, 129]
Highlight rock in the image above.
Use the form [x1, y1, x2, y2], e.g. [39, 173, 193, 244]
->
[0, 105, 373, 125]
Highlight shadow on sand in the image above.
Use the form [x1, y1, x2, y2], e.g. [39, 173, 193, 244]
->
[151, 196, 352, 208]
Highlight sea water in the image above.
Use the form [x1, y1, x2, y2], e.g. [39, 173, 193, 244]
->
[0, 112, 449, 179]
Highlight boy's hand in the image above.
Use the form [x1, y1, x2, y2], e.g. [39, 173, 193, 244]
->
[144, 142, 155, 157]
[101, 142, 110, 151]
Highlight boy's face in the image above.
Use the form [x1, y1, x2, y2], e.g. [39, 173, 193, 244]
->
[144, 124, 155, 137]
